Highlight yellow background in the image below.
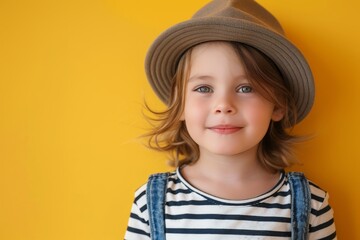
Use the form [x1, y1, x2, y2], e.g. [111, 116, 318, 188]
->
[1, 0, 359, 239]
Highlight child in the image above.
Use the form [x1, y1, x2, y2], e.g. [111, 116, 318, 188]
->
[125, 0, 336, 239]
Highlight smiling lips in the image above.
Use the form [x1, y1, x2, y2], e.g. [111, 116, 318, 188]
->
[208, 125, 243, 134]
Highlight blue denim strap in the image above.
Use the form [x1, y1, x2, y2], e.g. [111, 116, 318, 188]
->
[147, 173, 169, 240]
[287, 172, 311, 240]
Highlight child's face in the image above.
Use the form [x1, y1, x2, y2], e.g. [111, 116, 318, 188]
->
[181, 42, 284, 158]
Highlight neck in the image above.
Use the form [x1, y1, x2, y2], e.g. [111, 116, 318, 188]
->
[180, 145, 281, 200]
[193, 145, 272, 181]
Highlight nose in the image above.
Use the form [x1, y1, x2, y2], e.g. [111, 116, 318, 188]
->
[214, 95, 237, 114]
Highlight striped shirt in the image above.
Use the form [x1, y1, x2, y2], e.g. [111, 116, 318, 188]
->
[125, 169, 336, 239]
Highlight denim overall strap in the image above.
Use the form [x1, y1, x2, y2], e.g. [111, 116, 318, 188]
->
[287, 172, 311, 240]
[147, 173, 169, 240]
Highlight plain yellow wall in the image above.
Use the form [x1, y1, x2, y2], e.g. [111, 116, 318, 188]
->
[1, 0, 359, 239]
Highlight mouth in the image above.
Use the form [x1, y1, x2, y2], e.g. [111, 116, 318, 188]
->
[208, 125, 243, 134]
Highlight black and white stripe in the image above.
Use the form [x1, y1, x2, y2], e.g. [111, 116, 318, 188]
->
[125, 170, 336, 240]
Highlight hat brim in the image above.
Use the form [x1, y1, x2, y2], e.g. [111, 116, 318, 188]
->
[145, 17, 314, 124]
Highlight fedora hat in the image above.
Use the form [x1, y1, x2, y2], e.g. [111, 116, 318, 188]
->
[145, 0, 314, 124]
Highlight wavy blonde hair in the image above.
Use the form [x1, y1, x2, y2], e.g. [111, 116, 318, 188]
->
[144, 41, 300, 172]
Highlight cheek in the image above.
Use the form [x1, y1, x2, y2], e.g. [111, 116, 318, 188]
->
[183, 95, 208, 120]
[184, 105, 205, 125]
[183, 99, 205, 138]
[252, 107, 273, 120]
[246, 101, 275, 125]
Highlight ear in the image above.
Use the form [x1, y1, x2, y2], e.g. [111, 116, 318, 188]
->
[271, 107, 285, 122]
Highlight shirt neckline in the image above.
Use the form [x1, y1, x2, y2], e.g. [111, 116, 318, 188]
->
[176, 167, 286, 205]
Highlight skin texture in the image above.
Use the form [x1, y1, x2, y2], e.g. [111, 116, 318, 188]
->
[180, 42, 284, 200]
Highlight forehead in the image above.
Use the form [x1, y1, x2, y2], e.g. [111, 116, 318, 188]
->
[189, 41, 246, 80]
[190, 41, 237, 60]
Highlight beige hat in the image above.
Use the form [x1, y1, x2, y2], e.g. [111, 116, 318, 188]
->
[145, 0, 314, 124]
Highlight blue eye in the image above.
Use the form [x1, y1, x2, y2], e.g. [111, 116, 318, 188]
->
[194, 86, 213, 93]
[238, 85, 253, 93]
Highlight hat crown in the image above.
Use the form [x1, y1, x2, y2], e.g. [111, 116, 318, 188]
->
[193, 0, 284, 35]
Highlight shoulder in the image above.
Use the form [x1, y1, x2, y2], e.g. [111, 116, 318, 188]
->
[133, 171, 178, 205]
[308, 180, 329, 210]
[286, 172, 327, 200]
[298, 174, 331, 213]
[306, 179, 336, 238]
[286, 172, 336, 235]
[285, 172, 332, 215]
